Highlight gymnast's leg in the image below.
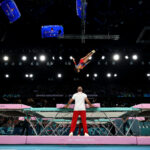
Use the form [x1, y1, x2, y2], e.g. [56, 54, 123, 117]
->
[81, 50, 96, 63]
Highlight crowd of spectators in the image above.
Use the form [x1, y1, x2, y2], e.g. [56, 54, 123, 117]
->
[1, 84, 150, 99]
[0, 97, 145, 108]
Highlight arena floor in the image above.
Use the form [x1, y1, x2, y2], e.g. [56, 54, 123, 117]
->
[0, 145, 150, 150]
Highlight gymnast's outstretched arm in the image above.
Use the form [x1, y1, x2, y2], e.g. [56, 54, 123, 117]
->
[72, 58, 80, 72]
[72, 57, 77, 66]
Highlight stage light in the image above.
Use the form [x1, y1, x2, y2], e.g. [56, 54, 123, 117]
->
[52, 56, 55, 60]
[113, 54, 120, 61]
[3, 55, 9, 61]
[22, 55, 27, 61]
[107, 73, 112, 78]
[25, 74, 29, 78]
[57, 73, 62, 78]
[114, 74, 118, 77]
[86, 74, 90, 77]
[69, 56, 73, 60]
[132, 54, 138, 60]
[5, 74, 9, 78]
[89, 56, 92, 60]
[94, 73, 98, 77]
[147, 73, 150, 77]
[39, 55, 46, 62]
[101, 56, 105, 60]
[33, 56, 37, 60]
[29, 74, 33, 78]
[59, 56, 63, 60]
[125, 55, 129, 59]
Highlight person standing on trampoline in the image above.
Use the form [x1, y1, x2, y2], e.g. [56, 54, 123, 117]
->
[64, 86, 94, 136]
[72, 50, 96, 72]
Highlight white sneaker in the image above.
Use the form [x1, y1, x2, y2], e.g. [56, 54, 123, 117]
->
[84, 133, 89, 136]
[69, 132, 73, 136]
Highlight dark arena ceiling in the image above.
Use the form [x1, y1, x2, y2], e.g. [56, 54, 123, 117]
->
[0, 0, 150, 44]
[0, 0, 150, 98]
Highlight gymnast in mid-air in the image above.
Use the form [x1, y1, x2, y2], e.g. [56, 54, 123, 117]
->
[72, 50, 96, 72]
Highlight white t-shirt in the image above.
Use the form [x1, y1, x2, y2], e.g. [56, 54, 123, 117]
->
[72, 92, 87, 111]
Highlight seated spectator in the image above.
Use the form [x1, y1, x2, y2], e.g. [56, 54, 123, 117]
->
[27, 98, 35, 107]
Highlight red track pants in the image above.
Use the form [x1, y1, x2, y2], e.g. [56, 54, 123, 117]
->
[70, 111, 88, 134]
[78, 123, 82, 135]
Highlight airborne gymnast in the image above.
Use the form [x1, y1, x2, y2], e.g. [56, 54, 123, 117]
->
[72, 50, 96, 72]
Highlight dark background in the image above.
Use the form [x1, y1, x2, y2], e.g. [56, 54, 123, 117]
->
[0, 0, 150, 106]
